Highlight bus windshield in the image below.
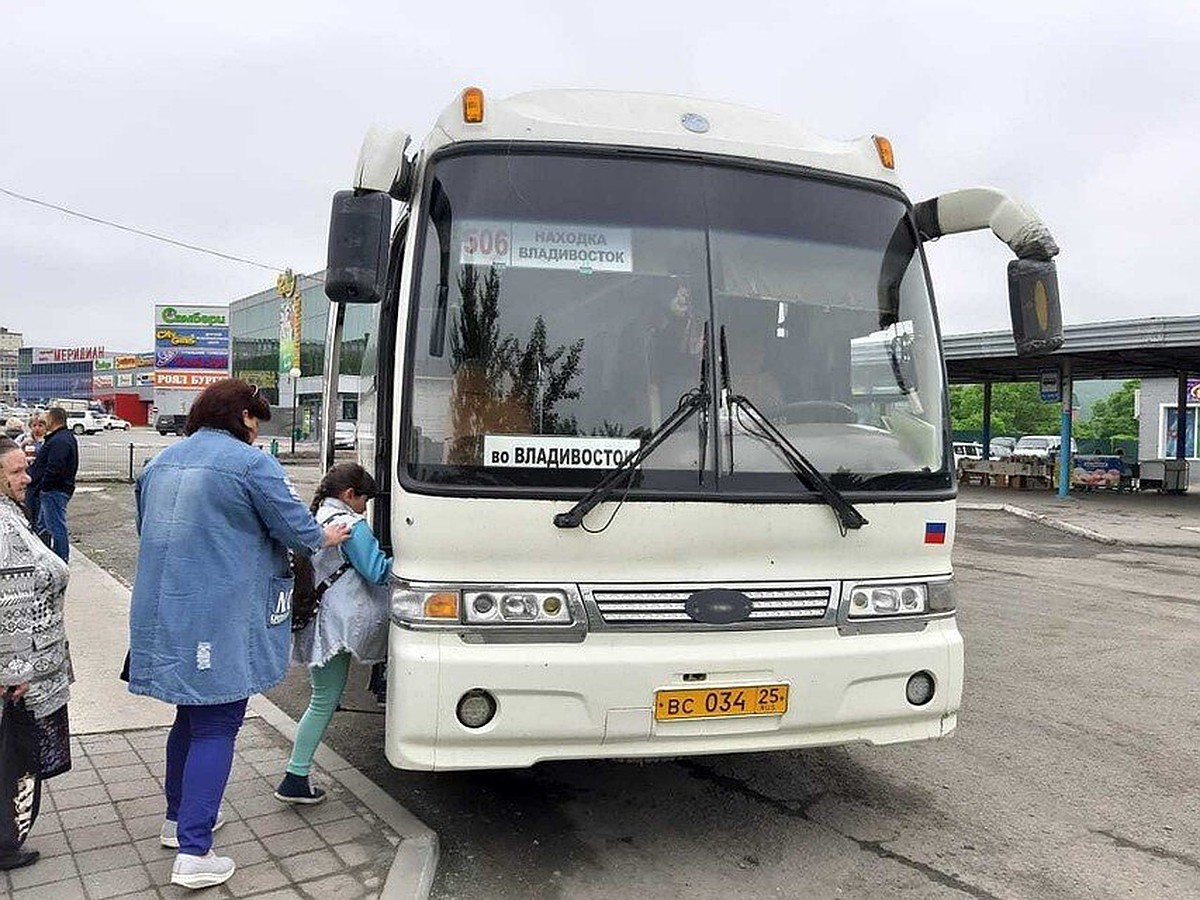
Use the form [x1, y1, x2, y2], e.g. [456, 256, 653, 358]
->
[403, 150, 948, 495]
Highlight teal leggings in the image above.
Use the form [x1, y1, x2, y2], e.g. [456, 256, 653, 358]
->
[286, 652, 351, 777]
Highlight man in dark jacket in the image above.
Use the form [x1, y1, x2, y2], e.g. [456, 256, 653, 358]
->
[26, 407, 78, 562]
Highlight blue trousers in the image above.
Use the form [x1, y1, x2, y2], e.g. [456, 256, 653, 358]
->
[35, 490, 70, 562]
[165, 699, 247, 856]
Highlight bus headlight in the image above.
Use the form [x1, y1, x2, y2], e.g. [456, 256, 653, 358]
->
[391, 584, 576, 627]
[465, 589, 572, 624]
[847, 583, 927, 618]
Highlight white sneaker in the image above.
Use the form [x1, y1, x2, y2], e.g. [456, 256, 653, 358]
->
[170, 851, 236, 889]
[160, 811, 226, 848]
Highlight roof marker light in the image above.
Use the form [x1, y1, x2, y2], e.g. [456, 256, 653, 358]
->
[873, 135, 895, 170]
[462, 87, 485, 124]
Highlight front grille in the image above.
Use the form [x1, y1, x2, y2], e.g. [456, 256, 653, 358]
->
[585, 584, 835, 629]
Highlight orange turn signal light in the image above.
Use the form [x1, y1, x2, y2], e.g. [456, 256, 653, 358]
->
[424, 592, 459, 619]
[462, 87, 485, 124]
[872, 135, 895, 170]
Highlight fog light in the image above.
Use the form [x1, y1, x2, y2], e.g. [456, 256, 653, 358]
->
[456, 689, 497, 728]
[472, 593, 496, 616]
[906, 671, 935, 706]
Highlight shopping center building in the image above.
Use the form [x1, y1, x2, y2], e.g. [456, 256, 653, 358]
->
[229, 271, 372, 439]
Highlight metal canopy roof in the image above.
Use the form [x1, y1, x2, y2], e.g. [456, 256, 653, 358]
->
[943, 316, 1200, 383]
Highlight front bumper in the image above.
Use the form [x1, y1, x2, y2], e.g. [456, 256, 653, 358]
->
[384, 618, 963, 771]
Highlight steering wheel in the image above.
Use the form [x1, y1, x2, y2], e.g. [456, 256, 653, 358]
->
[777, 401, 857, 425]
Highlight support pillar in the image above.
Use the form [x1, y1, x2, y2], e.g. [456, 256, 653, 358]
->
[982, 382, 992, 459]
[1058, 359, 1073, 498]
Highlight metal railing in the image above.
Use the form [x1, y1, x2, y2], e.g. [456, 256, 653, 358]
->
[76, 442, 160, 483]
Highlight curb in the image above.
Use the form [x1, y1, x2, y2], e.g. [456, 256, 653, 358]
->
[958, 501, 1119, 545]
[248, 695, 440, 900]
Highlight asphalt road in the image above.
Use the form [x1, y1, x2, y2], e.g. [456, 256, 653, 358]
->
[66, 472, 1200, 899]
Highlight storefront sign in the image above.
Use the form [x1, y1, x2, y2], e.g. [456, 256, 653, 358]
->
[116, 353, 155, 369]
[154, 371, 227, 388]
[155, 305, 228, 327]
[94, 357, 115, 371]
[32, 346, 106, 365]
[240, 370, 279, 389]
[92, 374, 114, 389]
[154, 327, 229, 349]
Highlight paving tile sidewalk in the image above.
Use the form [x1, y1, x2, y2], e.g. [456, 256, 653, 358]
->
[4, 717, 400, 899]
[1, 548, 439, 900]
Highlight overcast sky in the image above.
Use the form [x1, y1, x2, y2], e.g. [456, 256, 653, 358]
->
[2, 1, 1197, 352]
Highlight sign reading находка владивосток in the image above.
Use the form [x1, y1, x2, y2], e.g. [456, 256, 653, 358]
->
[458, 220, 633, 272]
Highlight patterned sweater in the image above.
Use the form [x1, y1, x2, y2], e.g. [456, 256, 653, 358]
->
[0, 495, 71, 719]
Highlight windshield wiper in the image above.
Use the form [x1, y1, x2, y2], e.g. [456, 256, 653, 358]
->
[719, 325, 867, 536]
[554, 322, 711, 529]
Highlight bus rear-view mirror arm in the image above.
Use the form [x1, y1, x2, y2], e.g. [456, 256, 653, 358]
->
[913, 187, 1063, 356]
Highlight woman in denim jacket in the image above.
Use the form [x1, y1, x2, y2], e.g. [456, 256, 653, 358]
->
[128, 380, 350, 890]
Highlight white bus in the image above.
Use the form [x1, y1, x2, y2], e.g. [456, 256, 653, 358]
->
[319, 88, 1062, 771]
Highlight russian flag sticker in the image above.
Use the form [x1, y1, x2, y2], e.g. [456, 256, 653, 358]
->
[924, 522, 947, 544]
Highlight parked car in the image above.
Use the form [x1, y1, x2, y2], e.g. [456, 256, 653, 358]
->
[156, 414, 187, 436]
[334, 420, 357, 450]
[1013, 434, 1077, 462]
[66, 410, 103, 435]
[990, 436, 1016, 458]
[952, 442, 984, 468]
[102, 414, 131, 430]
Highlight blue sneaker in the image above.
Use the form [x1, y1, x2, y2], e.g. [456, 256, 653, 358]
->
[274, 772, 326, 805]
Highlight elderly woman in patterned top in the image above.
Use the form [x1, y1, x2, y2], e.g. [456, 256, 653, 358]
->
[0, 436, 72, 872]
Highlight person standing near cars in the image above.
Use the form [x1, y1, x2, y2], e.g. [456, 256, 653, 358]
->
[17, 415, 46, 461]
[25, 408, 77, 562]
[128, 379, 350, 890]
[0, 436, 74, 872]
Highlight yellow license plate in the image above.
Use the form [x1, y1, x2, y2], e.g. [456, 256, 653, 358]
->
[654, 684, 789, 721]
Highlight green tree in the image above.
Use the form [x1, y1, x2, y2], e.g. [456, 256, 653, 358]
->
[1075, 379, 1139, 440]
[949, 382, 1061, 436]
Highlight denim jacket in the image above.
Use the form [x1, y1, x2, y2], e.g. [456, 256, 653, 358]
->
[128, 428, 325, 705]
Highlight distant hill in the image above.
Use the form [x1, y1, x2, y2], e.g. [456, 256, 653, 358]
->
[1073, 379, 1127, 420]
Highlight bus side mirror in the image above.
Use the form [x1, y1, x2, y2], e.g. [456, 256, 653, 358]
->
[325, 190, 391, 304]
[1008, 258, 1062, 356]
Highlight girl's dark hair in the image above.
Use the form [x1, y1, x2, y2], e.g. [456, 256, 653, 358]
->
[290, 462, 378, 632]
[308, 463, 378, 515]
[184, 378, 271, 443]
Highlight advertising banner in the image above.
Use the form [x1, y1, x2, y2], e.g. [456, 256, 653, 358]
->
[1164, 407, 1196, 458]
[278, 294, 302, 376]
[155, 348, 229, 370]
[94, 357, 115, 371]
[92, 374, 114, 390]
[155, 304, 229, 375]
